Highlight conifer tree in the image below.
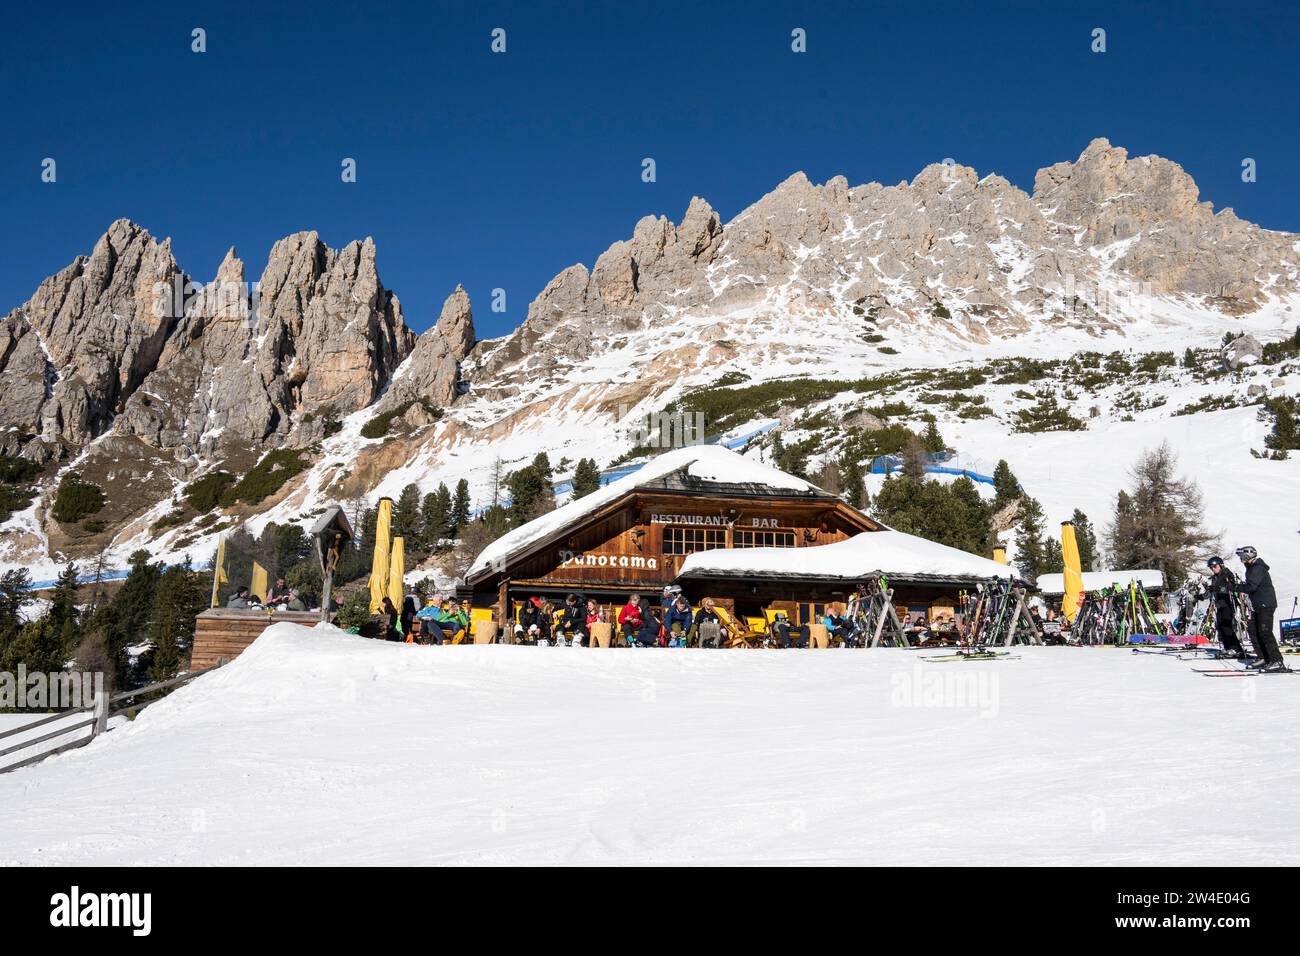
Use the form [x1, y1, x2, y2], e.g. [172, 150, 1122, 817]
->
[992, 460, 1021, 506]
[570, 458, 601, 499]
[0, 568, 34, 637]
[1042, 537, 1065, 574]
[48, 562, 81, 636]
[921, 417, 946, 453]
[431, 483, 453, 545]
[507, 453, 554, 525]
[1013, 496, 1047, 580]
[392, 484, 422, 540]
[451, 479, 472, 531]
[946, 475, 992, 555]
[148, 560, 205, 682]
[1071, 509, 1099, 571]
[0, 613, 67, 676]
[97, 550, 162, 684]
[815, 458, 843, 496]
[840, 457, 866, 510]
[360, 506, 378, 550]
[1106, 443, 1216, 585]
[901, 437, 928, 480]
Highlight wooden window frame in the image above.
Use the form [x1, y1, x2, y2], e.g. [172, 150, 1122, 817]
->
[733, 529, 797, 549]
[662, 525, 728, 555]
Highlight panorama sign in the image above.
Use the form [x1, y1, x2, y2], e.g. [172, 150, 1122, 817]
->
[559, 550, 660, 571]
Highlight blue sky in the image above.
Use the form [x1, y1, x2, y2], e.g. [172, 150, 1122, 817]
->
[2, 0, 1298, 339]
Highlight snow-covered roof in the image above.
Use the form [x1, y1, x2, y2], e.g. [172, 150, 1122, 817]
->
[1035, 569, 1165, 595]
[467, 445, 821, 581]
[678, 527, 1016, 585]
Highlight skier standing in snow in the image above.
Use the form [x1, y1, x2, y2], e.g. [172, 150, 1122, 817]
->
[1204, 557, 1247, 658]
[1232, 547, 1287, 671]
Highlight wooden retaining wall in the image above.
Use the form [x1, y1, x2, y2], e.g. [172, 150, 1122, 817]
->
[191, 609, 321, 670]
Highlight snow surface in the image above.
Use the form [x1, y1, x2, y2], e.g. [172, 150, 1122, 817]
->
[680, 527, 1013, 582]
[1036, 570, 1165, 595]
[1, 622, 1297, 865]
[467, 445, 817, 580]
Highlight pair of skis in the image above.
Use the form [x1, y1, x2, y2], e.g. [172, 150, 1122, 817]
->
[921, 649, 1018, 662]
[1191, 664, 1295, 677]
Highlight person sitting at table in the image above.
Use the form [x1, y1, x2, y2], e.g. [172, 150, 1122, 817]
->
[618, 594, 643, 644]
[693, 598, 732, 647]
[433, 597, 469, 644]
[380, 596, 402, 641]
[226, 586, 251, 610]
[266, 577, 291, 607]
[821, 603, 852, 645]
[284, 588, 307, 612]
[770, 611, 808, 649]
[631, 597, 661, 647]
[555, 592, 587, 646]
[664, 594, 694, 646]
[417, 597, 448, 644]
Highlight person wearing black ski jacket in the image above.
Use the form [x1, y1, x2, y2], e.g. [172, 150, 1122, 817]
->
[1204, 558, 1246, 657]
[1233, 548, 1284, 669]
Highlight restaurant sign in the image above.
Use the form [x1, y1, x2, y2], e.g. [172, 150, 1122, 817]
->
[649, 513, 780, 528]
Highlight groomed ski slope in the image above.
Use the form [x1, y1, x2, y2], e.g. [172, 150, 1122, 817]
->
[2, 624, 1297, 866]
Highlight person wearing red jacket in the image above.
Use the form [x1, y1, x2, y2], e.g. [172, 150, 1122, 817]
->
[617, 595, 642, 645]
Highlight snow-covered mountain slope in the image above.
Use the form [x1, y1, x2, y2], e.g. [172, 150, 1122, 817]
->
[948, 407, 1300, 613]
[2, 623, 1297, 865]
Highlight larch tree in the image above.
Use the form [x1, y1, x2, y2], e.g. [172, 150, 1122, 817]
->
[1106, 442, 1218, 585]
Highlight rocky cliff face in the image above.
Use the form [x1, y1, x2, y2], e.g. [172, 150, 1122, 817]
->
[473, 138, 1300, 399]
[0, 224, 417, 465]
[117, 231, 415, 455]
[0, 221, 428, 566]
[376, 284, 476, 418]
[0, 220, 184, 460]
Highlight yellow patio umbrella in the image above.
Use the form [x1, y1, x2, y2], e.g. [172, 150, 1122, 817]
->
[250, 561, 269, 605]
[387, 535, 405, 611]
[992, 547, 1007, 565]
[1061, 521, 1085, 623]
[368, 497, 393, 613]
[210, 534, 228, 607]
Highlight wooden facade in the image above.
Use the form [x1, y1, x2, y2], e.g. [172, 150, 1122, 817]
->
[191, 608, 320, 669]
[468, 473, 881, 630]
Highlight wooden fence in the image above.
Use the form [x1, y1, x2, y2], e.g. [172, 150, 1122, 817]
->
[0, 660, 225, 775]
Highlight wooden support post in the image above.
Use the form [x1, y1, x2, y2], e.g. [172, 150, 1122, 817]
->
[498, 579, 512, 644]
[92, 689, 109, 737]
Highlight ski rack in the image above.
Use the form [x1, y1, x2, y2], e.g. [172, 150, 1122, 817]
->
[850, 575, 910, 648]
[1000, 586, 1042, 646]
[963, 578, 1041, 647]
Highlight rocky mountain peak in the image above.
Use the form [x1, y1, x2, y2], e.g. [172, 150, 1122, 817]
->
[376, 286, 476, 416]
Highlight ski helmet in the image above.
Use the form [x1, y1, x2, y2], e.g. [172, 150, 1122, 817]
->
[1207, 556, 1223, 568]
[1234, 546, 1258, 561]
